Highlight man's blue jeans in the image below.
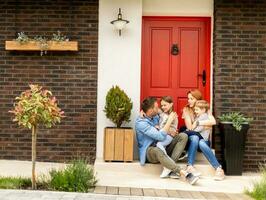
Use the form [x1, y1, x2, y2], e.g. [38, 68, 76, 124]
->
[188, 135, 221, 169]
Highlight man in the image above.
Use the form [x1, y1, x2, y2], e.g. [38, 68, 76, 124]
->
[135, 97, 199, 185]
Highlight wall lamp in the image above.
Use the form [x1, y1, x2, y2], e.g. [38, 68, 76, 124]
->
[110, 8, 129, 36]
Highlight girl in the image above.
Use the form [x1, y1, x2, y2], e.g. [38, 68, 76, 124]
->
[156, 96, 178, 178]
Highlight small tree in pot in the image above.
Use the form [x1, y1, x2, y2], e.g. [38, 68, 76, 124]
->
[9, 84, 65, 189]
[218, 112, 253, 175]
[103, 86, 133, 161]
[104, 86, 132, 128]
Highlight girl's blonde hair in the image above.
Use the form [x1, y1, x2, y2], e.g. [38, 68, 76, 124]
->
[195, 100, 209, 111]
[161, 96, 174, 113]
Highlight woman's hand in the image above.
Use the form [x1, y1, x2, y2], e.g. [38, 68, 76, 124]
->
[191, 121, 197, 130]
[182, 107, 189, 118]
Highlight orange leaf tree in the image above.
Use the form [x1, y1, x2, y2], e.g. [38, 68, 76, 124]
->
[9, 84, 65, 189]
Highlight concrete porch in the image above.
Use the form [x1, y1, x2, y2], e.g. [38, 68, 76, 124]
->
[94, 153, 260, 194]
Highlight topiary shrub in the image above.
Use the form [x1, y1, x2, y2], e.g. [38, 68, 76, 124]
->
[9, 84, 65, 189]
[104, 86, 133, 128]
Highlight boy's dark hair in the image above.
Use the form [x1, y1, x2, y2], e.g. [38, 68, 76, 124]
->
[141, 97, 157, 113]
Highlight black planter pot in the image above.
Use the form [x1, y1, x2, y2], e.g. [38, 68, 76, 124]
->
[219, 122, 249, 175]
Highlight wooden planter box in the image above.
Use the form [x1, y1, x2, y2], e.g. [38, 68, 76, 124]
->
[5, 41, 78, 51]
[104, 127, 134, 162]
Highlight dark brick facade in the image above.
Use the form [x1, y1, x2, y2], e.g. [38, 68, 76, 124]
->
[0, 0, 98, 163]
[214, 0, 266, 171]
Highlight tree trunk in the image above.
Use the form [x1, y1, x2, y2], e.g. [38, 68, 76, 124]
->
[32, 125, 37, 189]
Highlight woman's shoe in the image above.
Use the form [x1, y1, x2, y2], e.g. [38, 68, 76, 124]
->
[214, 167, 225, 181]
[160, 167, 172, 178]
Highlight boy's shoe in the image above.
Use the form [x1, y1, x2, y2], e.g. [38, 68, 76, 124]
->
[186, 173, 199, 185]
[160, 167, 172, 178]
[214, 167, 225, 181]
[186, 165, 201, 177]
[169, 172, 180, 179]
[178, 151, 188, 161]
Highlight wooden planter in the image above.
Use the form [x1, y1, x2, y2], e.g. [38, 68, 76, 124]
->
[104, 127, 134, 162]
[5, 41, 78, 51]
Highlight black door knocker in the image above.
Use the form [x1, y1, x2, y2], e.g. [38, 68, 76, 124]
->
[171, 44, 179, 55]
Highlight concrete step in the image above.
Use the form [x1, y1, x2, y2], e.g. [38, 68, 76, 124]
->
[95, 157, 215, 178]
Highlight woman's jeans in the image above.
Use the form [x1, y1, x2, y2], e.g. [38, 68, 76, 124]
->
[188, 135, 221, 169]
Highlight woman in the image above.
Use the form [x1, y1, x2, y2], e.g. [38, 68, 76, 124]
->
[182, 89, 225, 181]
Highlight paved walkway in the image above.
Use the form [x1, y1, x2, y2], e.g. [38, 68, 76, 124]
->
[0, 189, 253, 200]
[93, 186, 252, 199]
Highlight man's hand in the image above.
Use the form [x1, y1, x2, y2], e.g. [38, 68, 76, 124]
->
[155, 125, 160, 130]
[168, 112, 177, 123]
[162, 112, 177, 133]
[168, 130, 178, 137]
[140, 110, 145, 118]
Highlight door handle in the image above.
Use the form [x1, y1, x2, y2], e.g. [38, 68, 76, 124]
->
[198, 70, 206, 86]
[171, 44, 179, 55]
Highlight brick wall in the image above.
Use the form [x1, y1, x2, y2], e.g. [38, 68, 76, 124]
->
[214, 0, 266, 171]
[0, 0, 98, 163]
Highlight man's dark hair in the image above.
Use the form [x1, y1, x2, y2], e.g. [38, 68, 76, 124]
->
[141, 97, 157, 113]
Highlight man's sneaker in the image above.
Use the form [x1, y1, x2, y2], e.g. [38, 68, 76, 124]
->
[169, 172, 180, 179]
[214, 167, 225, 181]
[160, 167, 171, 178]
[186, 165, 201, 177]
[186, 173, 199, 185]
[178, 151, 188, 161]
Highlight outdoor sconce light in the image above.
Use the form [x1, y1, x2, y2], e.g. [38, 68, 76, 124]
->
[110, 8, 129, 36]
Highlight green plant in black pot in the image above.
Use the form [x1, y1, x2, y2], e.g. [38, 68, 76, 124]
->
[218, 112, 253, 175]
[104, 85, 133, 128]
[218, 112, 253, 131]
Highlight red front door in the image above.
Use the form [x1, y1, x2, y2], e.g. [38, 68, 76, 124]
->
[141, 17, 211, 127]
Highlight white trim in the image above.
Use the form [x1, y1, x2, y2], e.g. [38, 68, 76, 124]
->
[97, 0, 214, 159]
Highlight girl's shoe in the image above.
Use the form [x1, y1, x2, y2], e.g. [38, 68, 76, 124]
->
[214, 167, 225, 181]
[186, 165, 201, 177]
[160, 167, 172, 178]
